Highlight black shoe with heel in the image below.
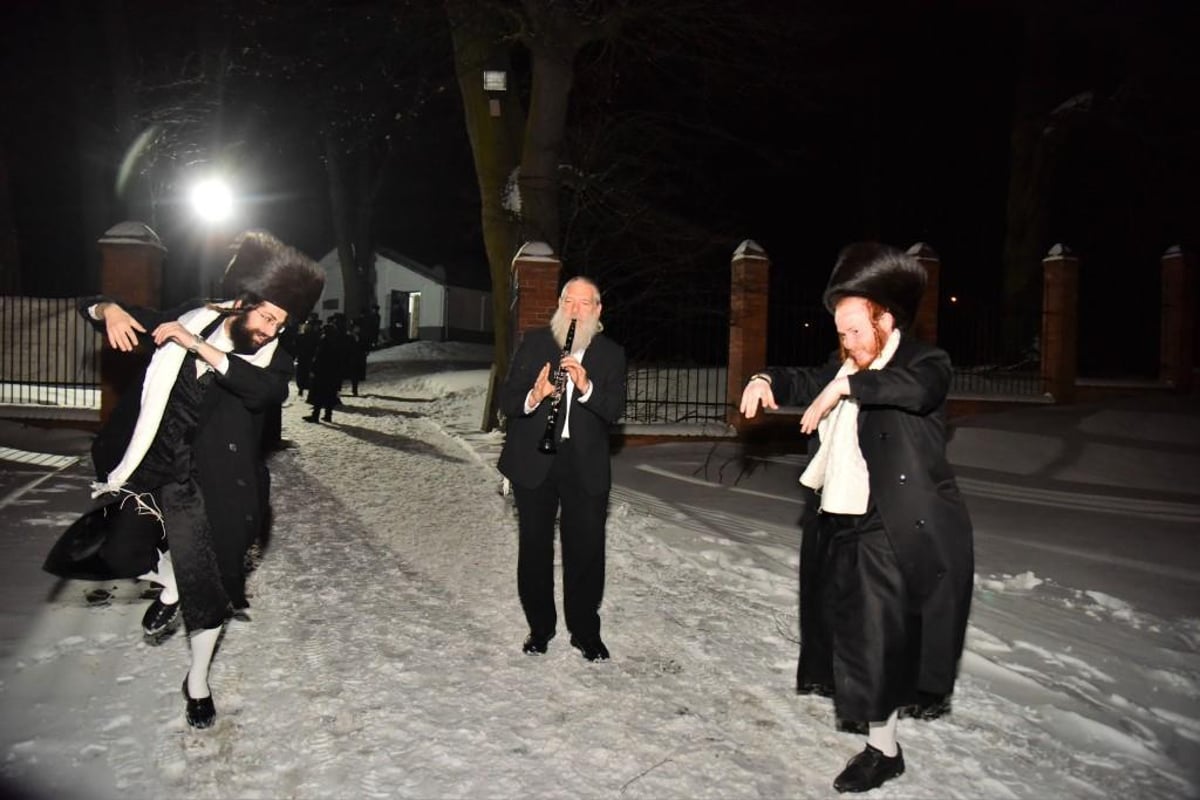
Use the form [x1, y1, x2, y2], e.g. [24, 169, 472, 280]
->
[182, 677, 216, 729]
[833, 743, 904, 793]
[142, 597, 179, 637]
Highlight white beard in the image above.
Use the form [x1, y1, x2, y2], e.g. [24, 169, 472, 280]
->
[551, 307, 599, 352]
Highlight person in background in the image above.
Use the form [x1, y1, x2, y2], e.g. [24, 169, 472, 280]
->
[293, 312, 321, 398]
[740, 242, 974, 793]
[64, 230, 323, 729]
[304, 321, 343, 423]
[496, 277, 626, 662]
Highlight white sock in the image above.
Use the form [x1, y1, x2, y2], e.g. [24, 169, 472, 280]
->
[187, 626, 221, 699]
[138, 550, 179, 605]
[867, 709, 899, 757]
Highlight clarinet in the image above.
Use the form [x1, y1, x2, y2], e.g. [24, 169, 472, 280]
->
[537, 318, 577, 454]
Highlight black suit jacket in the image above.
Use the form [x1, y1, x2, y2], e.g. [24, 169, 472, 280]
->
[497, 327, 626, 496]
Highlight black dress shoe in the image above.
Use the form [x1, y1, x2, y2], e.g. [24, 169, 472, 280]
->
[522, 630, 555, 655]
[182, 678, 216, 729]
[833, 744, 904, 793]
[142, 597, 180, 636]
[569, 634, 610, 662]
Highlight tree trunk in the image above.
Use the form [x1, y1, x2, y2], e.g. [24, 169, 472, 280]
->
[518, 48, 575, 251]
[446, 1, 525, 415]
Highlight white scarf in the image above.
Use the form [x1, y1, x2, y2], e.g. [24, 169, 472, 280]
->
[799, 329, 901, 514]
[91, 302, 278, 497]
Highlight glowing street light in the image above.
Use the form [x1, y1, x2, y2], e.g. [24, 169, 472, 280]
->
[189, 178, 234, 223]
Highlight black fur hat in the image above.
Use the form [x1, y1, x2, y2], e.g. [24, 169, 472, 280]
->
[221, 230, 325, 323]
[822, 242, 927, 330]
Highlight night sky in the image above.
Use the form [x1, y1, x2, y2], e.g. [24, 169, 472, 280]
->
[2, 1, 1197, 374]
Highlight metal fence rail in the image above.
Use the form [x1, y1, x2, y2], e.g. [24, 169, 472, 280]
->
[939, 304, 1043, 397]
[608, 279, 731, 425]
[0, 296, 101, 411]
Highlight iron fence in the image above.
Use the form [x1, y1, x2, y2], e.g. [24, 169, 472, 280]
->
[0, 296, 101, 411]
[939, 302, 1042, 396]
[608, 281, 731, 425]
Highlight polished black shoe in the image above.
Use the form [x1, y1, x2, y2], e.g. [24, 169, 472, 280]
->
[182, 678, 216, 729]
[522, 630, 555, 655]
[569, 634, 610, 662]
[141, 597, 180, 636]
[833, 744, 904, 793]
[302, 415, 319, 423]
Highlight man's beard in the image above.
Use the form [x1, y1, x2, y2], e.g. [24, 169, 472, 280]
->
[551, 307, 599, 352]
[229, 314, 269, 354]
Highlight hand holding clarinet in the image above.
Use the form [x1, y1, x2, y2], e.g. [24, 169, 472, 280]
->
[535, 319, 580, 454]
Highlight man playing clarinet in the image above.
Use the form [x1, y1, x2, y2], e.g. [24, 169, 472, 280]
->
[497, 276, 627, 661]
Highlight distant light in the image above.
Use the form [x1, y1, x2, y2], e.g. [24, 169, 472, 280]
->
[803, 322, 810, 328]
[483, 70, 507, 92]
[190, 178, 234, 223]
[949, 295, 958, 304]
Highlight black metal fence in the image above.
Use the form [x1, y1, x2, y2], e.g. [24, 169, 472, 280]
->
[0, 296, 101, 411]
[608, 280, 731, 425]
[938, 302, 1043, 397]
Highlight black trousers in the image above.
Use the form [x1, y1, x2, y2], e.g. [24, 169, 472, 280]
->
[512, 439, 608, 640]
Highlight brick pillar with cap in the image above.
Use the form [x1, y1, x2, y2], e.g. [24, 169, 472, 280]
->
[510, 241, 562, 345]
[728, 239, 771, 428]
[96, 222, 166, 424]
[1040, 243, 1079, 403]
[1160, 245, 1196, 392]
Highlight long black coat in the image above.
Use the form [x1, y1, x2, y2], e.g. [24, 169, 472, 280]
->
[767, 334, 974, 700]
[83, 298, 291, 609]
[497, 327, 626, 496]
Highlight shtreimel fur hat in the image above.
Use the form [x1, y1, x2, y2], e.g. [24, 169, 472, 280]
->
[221, 230, 324, 323]
[822, 242, 927, 331]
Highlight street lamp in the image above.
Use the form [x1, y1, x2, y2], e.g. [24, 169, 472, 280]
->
[189, 177, 234, 224]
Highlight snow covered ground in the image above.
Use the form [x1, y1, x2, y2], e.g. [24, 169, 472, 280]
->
[0, 340, 1197, 799]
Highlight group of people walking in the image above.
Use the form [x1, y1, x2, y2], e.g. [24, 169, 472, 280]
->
[45, 231, 973, 794]
[291, 309, 376, 423]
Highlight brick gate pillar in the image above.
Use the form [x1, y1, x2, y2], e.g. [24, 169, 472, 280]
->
[1160, 245, 1196, 393]
[96, 222, 165, 424]
[727, 239, 770, 428]
[510, 241, 562, 345]
[1040, 244, 1079, 403]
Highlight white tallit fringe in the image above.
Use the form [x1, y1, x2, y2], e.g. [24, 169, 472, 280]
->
[90, 302, 278, 498]
[114, 487, 167, 528]
[799, 328, 901, 514]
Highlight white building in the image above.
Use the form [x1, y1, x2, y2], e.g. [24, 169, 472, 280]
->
[316, 248, 493, 344]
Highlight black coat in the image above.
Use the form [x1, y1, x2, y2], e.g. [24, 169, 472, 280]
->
[83, 298, 291, 608]
[767, 334, 974, 698]
[497, 327, 626, 496]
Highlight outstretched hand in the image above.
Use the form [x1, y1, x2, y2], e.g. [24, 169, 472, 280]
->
[99, 302, 146, 352]
[739, 379, 777, 419]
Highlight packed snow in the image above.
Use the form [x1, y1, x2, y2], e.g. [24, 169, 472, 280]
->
[0, 340, 1196, 799]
